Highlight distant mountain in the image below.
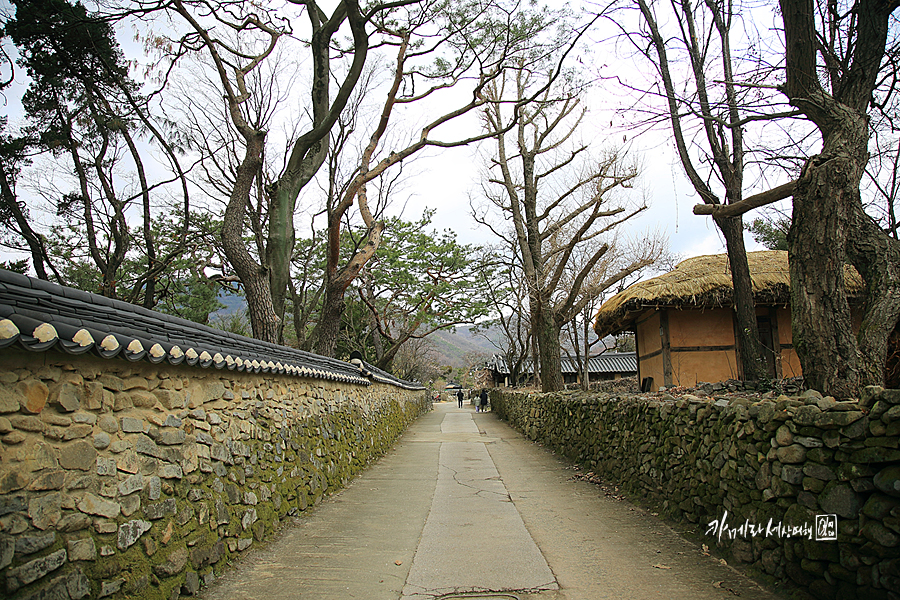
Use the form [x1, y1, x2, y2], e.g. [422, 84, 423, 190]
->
[215, 291, 247, 315]
[426, 325, 500, 368]
[210, 291, 498, 367]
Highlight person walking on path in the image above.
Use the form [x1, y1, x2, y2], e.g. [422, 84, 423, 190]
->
[457, 389, 464, 408]
[479, 389, 488, 412]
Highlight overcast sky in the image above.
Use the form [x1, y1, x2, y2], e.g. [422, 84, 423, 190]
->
[2, 0, 788, 279]
[380, 4, 789, 268]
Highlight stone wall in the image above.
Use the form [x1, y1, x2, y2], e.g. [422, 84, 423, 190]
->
[490, 387, 900, 600]
[0, 348, 428, 600]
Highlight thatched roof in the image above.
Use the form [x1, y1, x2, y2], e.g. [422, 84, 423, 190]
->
[593, 250, 863, 338]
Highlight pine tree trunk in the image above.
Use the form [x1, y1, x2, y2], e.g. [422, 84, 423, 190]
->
[267, 184, 296, 343]
[244, 271, 281, 344]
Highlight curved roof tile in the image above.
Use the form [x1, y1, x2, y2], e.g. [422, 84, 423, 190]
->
[0, 270, 423, 390]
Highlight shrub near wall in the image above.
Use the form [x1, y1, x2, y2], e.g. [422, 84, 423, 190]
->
[491, 387, 900, 600]
[0, 349, 428, 600]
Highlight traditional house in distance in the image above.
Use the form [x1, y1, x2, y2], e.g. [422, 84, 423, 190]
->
[592, 250, 862, 392]
[486, 352, 637, 387]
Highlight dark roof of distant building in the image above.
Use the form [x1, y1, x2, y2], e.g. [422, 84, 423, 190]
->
[487, 352, 637, 376]
[0, 270, 422, 390]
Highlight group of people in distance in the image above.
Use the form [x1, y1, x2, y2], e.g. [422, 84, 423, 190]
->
[456, 388, 489, 412]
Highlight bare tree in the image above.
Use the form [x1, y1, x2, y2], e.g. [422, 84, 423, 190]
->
[618, 0, 797, 382]
[479, 64, 664, 392]
[306, 0, 589, 357]
[391, 337, 440, 382]
[864, 133, 900, 241]
[154, 0, 589, 352]
[560, 238, 664, 389]
[655, 0, 900, 395]
[473, 244, 533, 387]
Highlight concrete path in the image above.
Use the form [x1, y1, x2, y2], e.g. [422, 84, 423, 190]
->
[200, 402, 788, 600]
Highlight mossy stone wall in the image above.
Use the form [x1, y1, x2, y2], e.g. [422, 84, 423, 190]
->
[0, 349, 428, 599]
[491, 387, 900, 600]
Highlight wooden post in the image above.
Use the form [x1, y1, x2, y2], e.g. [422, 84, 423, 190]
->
[661, 310, 673, 387]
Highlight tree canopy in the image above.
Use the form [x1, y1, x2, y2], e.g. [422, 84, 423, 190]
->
[5, 0, 900, 393]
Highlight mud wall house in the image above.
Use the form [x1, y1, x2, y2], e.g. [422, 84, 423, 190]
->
[592, 251, 865, 392]
[0, 269, 426, 599]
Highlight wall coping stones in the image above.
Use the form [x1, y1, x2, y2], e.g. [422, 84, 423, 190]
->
[0, 269, 422, 390]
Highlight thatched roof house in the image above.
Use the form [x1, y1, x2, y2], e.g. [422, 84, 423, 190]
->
[593, 250, 862, 391]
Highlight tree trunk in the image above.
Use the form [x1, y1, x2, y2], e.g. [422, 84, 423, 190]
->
[313, 280, 345, 357]
[581, 309, 591, 391]
[534, 295, 564, 392]
[778, 0, 899, 397]
[715, 216, 768, 382]
[220, 130, 281, 343]
[375, 341, 404, 372]
[267, 183, 298, 342]
[847, 201, 900, 387]
[788, 149, 861, 397]
[243, 270, 281, 344]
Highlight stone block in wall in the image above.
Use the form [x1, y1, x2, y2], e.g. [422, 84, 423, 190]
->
[0, 538, 12, 570]
[849, 447, 900, 463]
[10, 415, 44, 433]
[154, 547, 188, 578]
[0, 471, 27, 494]
[77, 493, 119, 519]
[28, 493, 62, 530]
[874, 465, 900, 497]
[56, 513, 90, 533]
[64, 424, 92, 441]
[155, 428, 186, 446]
[129, 391, 157, 408]
[16, 380, 48, 414]
[83, 381, 104, 411]
[15, 531, 55, 556]
[27, 470, 65, 492]
[117, 519, 151, 550]
[145, 498, 176, 520]
[5, 548, 66, 592]
[154, 389, 185, 410]
[48, 382, 81, 412]
[115, 451, 141, 475]
[67, 537, 96, 562]
[135, 434, 164, 459]
[58, 440, 97, 471]
[98, 375, 124, 392]
[0, 387, 20, 413]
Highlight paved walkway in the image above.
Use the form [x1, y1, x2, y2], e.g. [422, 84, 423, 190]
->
[201, 402, 787, 600]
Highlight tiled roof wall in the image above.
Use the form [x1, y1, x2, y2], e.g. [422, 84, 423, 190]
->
[0, 270, 422, 391]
